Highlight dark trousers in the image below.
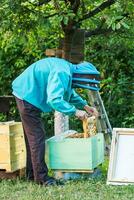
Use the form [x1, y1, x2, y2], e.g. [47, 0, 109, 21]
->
[15, 97, 48, 183]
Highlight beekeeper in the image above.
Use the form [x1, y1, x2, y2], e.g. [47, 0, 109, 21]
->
[12, 57, 100, 186]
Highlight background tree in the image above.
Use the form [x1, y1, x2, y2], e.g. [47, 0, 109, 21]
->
[0, 0, 133, 132]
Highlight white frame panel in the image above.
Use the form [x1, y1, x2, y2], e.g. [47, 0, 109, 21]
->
[107, 128, 134, 185]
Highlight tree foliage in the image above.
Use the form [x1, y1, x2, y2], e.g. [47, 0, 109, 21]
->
[0, 0, 133, 129]
[85, 32, 134, 127]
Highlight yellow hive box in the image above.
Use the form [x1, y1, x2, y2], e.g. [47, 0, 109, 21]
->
[0, 122, 26, 172]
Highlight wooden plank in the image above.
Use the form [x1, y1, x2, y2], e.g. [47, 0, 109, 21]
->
[10, 153, 26, 164]
[0, 134, 9, 143]
[10, 136, 25, 150]
[117, 132, 134, 135]
[54, 169, 94, 173]
[10, 160, 26, 172]
[0, 168, 26, 179]
[0, 150, 10, 163]
[83, 119, 88, 138]
[0, 122, 26, 172]
[107, 128, 134, 185]
[0, 164, 11, 172]
[115, 128, 134, 132]
[0, 125, 9, 134]
[9, 123, 24, 136]
[10, 143, 25, 151]
[0, 159, 26, 173]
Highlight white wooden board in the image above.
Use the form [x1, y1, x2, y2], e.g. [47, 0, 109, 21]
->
[107, 128, 134, 185]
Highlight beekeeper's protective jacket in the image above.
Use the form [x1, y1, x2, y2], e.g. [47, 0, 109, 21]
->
[12, 57, 88, 115]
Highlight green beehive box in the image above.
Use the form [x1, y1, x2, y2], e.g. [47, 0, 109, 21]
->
[47, 133, 104, 171]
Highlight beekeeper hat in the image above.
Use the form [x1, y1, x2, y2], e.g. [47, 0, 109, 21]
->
[72, 62, 100, 91]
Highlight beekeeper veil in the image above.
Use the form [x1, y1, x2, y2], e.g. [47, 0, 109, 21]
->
[72, 62, 100, 91]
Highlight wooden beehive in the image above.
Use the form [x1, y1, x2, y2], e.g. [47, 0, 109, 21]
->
[47, 133, 104, 171]
[0, 122, 26, 172]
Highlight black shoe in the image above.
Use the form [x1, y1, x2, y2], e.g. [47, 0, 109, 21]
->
[42, 177, 64, 187]
[43, 177, 57, 186]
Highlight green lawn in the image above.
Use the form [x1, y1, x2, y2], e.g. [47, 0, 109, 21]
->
[0, 161, 134, 200]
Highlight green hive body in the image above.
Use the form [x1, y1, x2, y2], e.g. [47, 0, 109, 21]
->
[47, 133, 104, 171]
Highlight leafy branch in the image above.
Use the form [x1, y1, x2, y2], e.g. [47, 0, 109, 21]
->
[85, 13, 130, 37]
[34, 0, 51, 6]
[78, 0, 116, 22]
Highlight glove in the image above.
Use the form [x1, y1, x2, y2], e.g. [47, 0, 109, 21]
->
[75, 109, 88, 120]
[84, 105, 99, 117]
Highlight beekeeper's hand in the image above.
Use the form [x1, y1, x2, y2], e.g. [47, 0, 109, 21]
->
[84, 105, 99, 117]
[75, 109, 88, 120]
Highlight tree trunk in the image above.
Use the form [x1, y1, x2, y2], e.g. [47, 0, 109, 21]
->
[61, 29, 85, 63]
[54, 29, 85, 136]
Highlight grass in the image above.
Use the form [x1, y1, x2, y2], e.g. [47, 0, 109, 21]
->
[0, 161, 134, 200]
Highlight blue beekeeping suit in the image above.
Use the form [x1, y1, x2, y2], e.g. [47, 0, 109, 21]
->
[12, 57, 100, 115]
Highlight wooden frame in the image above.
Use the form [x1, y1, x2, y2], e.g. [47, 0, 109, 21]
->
[107, 128, 134, 185]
